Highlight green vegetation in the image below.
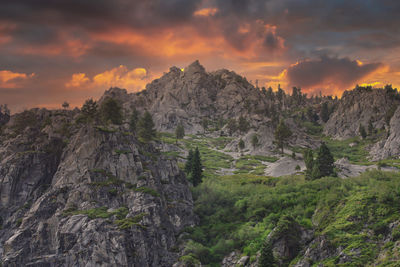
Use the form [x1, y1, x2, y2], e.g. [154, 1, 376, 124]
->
[175, 123, 185, 142]
[137, 111, 156, 142]
[233, 155, 277, 175]
[115, 212, 146, 230]
[238, 139, 245, 150]
[251, 134, 259, 149]
[185, 147, 203, 186]
[78, 98, 98, 123]
[274, 119, 292, 154]
[322, 136, 371, 164]
[133, 186, 160, 197]
[183, 170, 400, 266]
[129, 107, 139, 132]
[12, 110, 38, 133]
[99, 97, 123, 125]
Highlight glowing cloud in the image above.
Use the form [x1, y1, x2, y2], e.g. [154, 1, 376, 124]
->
[65, 73, 90, 88]
[282, 56, 384, 95]
[66, 66, 150, 92]
[194, 7, 218, 17]
[0, 70, 34, 88]
[93, 65, 148, 89]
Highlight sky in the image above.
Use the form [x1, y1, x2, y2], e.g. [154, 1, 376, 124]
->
[1, 0, 400, 112]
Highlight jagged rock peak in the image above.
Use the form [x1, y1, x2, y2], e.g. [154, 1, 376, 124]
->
[184, 60, 206, 74]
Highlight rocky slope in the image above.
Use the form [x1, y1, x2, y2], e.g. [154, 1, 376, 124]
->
[323, 86, 400, 139]
[0, 110, 195, 266]
[370, 105, 400, 160]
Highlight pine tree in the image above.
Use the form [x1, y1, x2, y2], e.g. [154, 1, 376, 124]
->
[274, 120, 292, 154]
[185, 149, 194, 174]
[129, 108, 139, 132]
[62, 101, 70, 110]
[137, 111, 156, 142]
[227, 119, 237, 135]
[320, 102, 329, 123]
[99, 97, 123, 125]
[175, 123, 185, 143]
[311, 163, 321, 180]
[259, 239, 275, 267]
[251, 134, 259, 149]
[191, 147, 203, 186]
[314, 142, 334, 178]
[359, 124, 367, 139]
[368, 119, 374, 136]
[238, 139, 245, 150]
[201, 118, 208, 133]
[303, 148, 314, 180]
[81, 98, 98, 122]
[238, 116, 250, 133]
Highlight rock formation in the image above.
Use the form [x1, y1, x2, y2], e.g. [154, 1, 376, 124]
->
[0, 110, 195, 266]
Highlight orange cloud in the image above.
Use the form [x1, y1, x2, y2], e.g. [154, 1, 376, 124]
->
[0, 70, 34, 88]
[91, 21, 285, 61]
[66, 65, 151, 91]
[65, 73, 90, 88]
[93, 65, 148, 89]
[194, 7, 218, 17]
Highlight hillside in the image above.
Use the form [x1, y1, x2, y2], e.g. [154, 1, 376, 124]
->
[0, 61, 400, 266]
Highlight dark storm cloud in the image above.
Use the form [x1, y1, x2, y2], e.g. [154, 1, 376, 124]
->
[285, 56, 383, 90]
[1, 0, 400, 54]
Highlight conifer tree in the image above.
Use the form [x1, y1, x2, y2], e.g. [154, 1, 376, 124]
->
[359, 124, 367, 139]
[129, 108, 139, 132]
[368, 119, 374, 136]
[314, 142, 334, 179]
[238, 139, 245, 150]
[191, 147, 203, 186]
[137, 111, 156, 142]
[238, 116, 250, 133]
[227, 118, 237, 135]
[81, 98, 98, 122]
[259, 239, 275, 267]
[274, 120, 292, 154]
[251, 134, 259, 149]
[303, 148, 314, 180]
[99, 97, 123, 125]
[175, 123, 185, 143]
[320, 102, 330, 122]
[185, 149, 194, 174]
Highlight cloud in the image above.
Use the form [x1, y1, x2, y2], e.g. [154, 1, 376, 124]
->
[283, 56, 385, 94]
[0, 70, 34, 88]
[194, 8, 218, 17]
[65, 73, 90, 88]
[66, 65, 150, 91]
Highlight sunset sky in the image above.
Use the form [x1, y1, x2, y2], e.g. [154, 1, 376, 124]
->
[1, 0, 400, 111]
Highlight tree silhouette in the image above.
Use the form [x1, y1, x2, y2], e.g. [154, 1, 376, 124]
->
[320, 102, 329, 122]
[251, 134, 259, 149]
[274, 120, 292, 154]
[81, 99, 98, 122]
[138, 111, 156, 142]
[99, 97, 123, 125]
[175, 123, 185, 143]
[129, 108, 139, 132]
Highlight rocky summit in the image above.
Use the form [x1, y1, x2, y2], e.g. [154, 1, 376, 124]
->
[1, 61, 400, 266]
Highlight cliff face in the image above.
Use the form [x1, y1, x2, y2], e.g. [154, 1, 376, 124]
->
[323, 87, 399, 139]
[102, 61, 269, 134]
[0, 110, 195, 266]
[370, 105, 400, 160]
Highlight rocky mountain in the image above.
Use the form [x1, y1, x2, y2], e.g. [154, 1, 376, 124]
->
[1, 61, 400, 267]
[103, 60, 269, 135]
[0, 110, 195, 266]
[370, 105, 400, 160]
[324, 86, 400, 139]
